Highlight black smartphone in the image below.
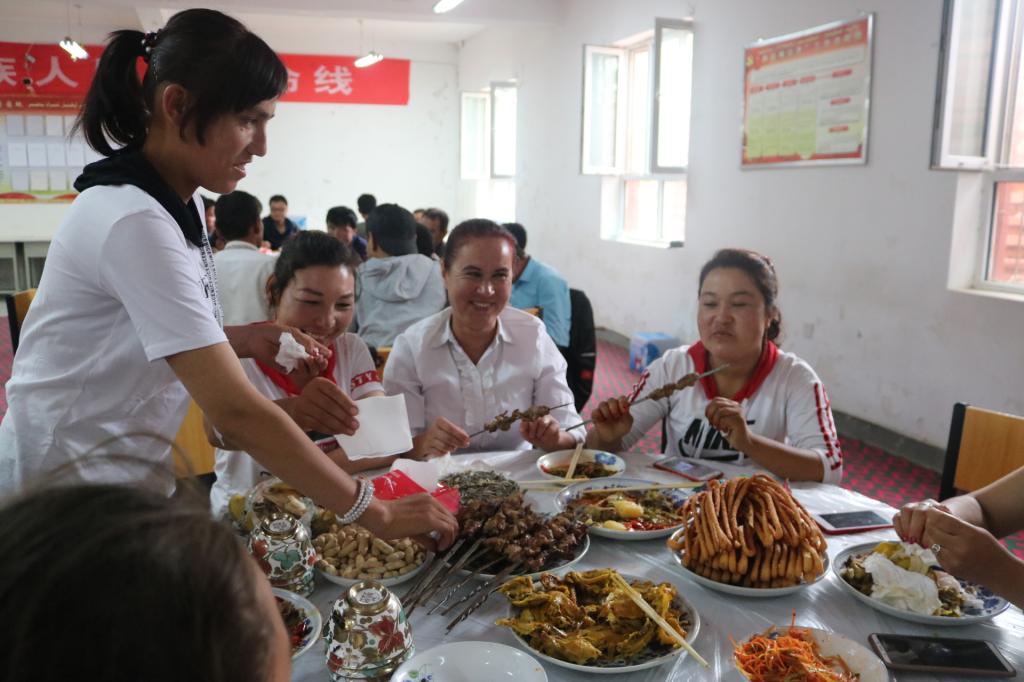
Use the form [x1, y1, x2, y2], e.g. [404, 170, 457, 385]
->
[812, 509, 892, 534]
[869, 633, 1015, 677]
[653, 455, 722, 482]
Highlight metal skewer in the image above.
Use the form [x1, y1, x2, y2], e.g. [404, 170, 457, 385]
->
[441, 560, 522, 616]
[406, 539, 485, 614]
[402, 537, 465, 606]
[427, 556, 504, 614]
[467, 402, 575, 439]
[564, 365, 730, 432]
[444, 561, 522, 631]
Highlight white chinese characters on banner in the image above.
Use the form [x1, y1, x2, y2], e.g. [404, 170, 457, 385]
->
[0, 57, 15, 87]
[36, 56, 78, 88]
[286, 68, 300, 94]
[313, 65, 353, 96]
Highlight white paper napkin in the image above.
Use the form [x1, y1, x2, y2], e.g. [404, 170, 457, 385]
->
[275, 332, 310, 373]
[334, 395, 413, 459]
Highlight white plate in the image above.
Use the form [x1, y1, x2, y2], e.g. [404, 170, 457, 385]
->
[536, 449, 625, 480]
[317, 552, 432, 589]
[833, 542, 1011, 625]
[735, 625, 888, 682]
[458, 535, 591, 582]
[390, 641, 548, 682]
[271, 587, 322, 660]
[506, 572, 701, 674]
[668, 542, 830, 597]
[555, 478, 690, 540]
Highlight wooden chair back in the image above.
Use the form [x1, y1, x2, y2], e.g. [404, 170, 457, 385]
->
[5, 288, 37, 353]
[172, 400, 216, 477]
[940, 403, 1024, 499]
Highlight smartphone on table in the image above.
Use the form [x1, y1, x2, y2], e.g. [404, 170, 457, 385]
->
[869, 633, 1015, 677]
[811, 509, 893, 535]
[653, 455, 722, 482]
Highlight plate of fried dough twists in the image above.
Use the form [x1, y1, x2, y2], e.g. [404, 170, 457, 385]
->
[666, 476, 829, 597]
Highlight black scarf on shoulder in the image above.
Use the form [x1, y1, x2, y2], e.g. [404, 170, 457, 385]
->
[74, 151, 205, 248]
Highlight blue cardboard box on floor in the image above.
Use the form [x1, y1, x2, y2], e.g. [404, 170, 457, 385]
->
[629, 332, 680, 372]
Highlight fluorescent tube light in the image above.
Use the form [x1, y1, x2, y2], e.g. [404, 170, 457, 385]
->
[354, 51, 383, 68]
[59, 37, 88, 61]
[433, 0, 466, 14]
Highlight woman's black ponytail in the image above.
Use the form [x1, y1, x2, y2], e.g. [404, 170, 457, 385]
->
[72, 9, 287, 157]
[72, 29, 148, 155]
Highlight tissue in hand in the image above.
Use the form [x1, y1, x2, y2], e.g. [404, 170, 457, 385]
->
[863, 552, 942, 615]
[275, 332, 310, 373]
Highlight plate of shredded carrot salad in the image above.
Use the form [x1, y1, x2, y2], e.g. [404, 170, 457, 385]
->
[733, 619, 888, 681]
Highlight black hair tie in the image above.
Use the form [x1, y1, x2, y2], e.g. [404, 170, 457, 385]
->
[140, 29, 161, 61]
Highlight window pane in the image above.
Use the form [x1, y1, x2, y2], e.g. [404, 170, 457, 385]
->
[988, 182, 1024, 284]
[626, 47, 651, 175]
[946, 0, 998, 157]
[623, 179, 658, 239]
[1008, 49, 1024, 167]
[460, 93, 488, 179]
[492, 84, 517, 176]
[656, 27, 693, 169]
[585, 50, 622, 171]
[661, 179, 687, 242]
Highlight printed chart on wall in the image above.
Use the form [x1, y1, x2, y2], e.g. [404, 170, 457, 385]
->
[741, 15, 873, 168]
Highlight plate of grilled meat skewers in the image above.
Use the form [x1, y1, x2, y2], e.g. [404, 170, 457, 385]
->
[399, 492, 590, 632]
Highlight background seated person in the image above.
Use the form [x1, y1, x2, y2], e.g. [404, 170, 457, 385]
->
[262, 193, 298, 250]
[213, 190, 277, 325]
[587, 248, 842, 483]
[209, 231, 398, 518]
[894, 466, 1024, 608]
[384, 219, 583, 459]
[418, 207, 449, 259]
[325, 205, 368, 261]
[357, 203, 446, 348]
[504, 222, 571, 349]
[356, 192, 375, 238]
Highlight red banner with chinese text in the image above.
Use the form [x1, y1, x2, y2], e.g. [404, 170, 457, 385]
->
[0, 41, 410, 113]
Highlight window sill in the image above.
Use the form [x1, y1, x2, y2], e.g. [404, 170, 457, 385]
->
[949, 285, 1024, 304]
[601, 234, 683, 249]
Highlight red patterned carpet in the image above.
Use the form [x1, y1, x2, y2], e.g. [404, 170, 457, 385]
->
[0, 327, 1019, 554]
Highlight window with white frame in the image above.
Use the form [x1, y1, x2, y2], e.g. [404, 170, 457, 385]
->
[934, 0, 1024, 290]
[583, 19, 693, 246]
[460, 83, 517, 222]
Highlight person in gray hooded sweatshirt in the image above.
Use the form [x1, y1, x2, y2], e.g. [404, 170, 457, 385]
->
[357, 204, 447, 348]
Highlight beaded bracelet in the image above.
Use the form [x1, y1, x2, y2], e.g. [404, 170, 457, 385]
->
[339, 478, 375, 525]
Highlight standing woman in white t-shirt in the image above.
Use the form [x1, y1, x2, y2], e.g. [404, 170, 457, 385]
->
[0, 9, 456, 548]
[587, 248, 843, 483]
[211, 231, 405, 517]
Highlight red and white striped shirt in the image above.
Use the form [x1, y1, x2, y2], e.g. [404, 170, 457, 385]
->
[622, 341, 843, 484]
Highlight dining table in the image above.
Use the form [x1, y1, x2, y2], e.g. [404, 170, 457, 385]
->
[291, 450, 1024, 681]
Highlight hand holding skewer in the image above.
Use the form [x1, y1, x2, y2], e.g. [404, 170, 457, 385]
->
[467, 401, 575, 439]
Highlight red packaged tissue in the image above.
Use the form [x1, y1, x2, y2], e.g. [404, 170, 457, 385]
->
[371, 469, 460, 514]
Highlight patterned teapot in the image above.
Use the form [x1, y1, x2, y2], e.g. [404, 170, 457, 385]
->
[325, 581, 414, 681]
[248, 512, 316, 596]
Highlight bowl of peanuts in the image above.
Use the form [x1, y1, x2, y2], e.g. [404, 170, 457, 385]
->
[312, 521, 429, 589]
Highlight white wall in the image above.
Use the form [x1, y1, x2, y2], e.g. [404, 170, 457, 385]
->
[0, 11, 460, 239]
[457, 0, 1024, 451]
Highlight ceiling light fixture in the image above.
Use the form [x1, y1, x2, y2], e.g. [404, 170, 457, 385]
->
[433, 0, 466, 14]
[58, 3, 88, 61]
[354, 51, 383, 68]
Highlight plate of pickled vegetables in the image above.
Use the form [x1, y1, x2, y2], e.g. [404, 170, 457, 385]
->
[556, 478, 691, 540]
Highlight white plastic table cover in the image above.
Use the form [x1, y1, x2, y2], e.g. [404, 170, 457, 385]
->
[292, 451, 1024, 681]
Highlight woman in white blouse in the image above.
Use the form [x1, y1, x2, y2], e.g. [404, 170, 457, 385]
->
[384, 219, 582, 457]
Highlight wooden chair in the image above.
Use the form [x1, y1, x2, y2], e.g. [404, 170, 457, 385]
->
[940, 402, 1024, 500]
[523, 307, 542, 318]
[5, 288, 37, 354]
[172, 400, 217, 478]
[374, 346, 392, 382]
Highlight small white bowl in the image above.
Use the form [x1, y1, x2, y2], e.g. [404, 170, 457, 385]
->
[270, 587, 321, 660]
[390, 641, 548, 682]
[535, 449, 626, 480]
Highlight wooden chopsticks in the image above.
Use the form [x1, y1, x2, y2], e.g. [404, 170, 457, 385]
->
[564, 441, 585, 480]
[577, 482, 704, 495]
[610, 573, 708, 667]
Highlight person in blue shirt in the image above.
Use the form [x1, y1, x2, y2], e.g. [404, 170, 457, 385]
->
[326, 205, 368, 261]
[504, 222, 571, 349]
[262, 194, 299, 250]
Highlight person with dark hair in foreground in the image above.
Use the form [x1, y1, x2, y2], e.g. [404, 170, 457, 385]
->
[262, 194, 298, 250]
[587, 248, 843, 483]
[503, 222, 571, 348]
[326, 205, 367, 261]
[0, 8, 457, 549]
[356, 193, 376, 238]
[214, 190, 277, 325]
[0, 482, 291, 682]
[356, 203, 445, 348]
[385, 219, 582, 458]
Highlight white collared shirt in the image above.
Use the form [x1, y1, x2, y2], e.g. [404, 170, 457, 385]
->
[213, 241, 277, 326]
[384, 307, 583, 451]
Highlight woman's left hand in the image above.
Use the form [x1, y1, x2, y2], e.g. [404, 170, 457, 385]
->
[705, 397, 752, 451]
[921, 507, 1017, 586]
[226, 323, 330, 373]
[521, 415, 563, 451]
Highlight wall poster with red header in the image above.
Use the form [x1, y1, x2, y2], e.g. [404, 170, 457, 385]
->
[0, 40, 410, 202]
[742, 15, 873, 168]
